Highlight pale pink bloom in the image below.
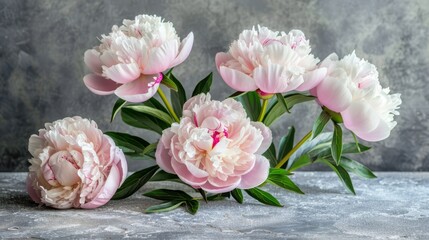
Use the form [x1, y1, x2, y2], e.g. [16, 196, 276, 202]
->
[156, 94, 272, 193]
[215, 26, 326, 95]
[83, 15, 194, 102]
[314, 51, 402, 142]
[26, 117, 127, 209]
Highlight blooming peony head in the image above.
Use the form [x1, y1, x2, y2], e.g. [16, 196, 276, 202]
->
[215, 26, 327, 96]
[26, 117, 128, 209]
[156, 93, 272, 193]
[83, 14, 194, 102]
[314, 51, 402, 142]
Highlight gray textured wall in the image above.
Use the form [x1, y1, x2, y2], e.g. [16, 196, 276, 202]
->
[1, 0, 428, 172]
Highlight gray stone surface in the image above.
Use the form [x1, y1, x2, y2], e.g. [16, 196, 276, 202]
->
[1, 0, 429, 171]
[1, 172, 428, 239]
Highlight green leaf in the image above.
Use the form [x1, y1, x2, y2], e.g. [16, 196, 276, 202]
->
[113, 165, 159, 200]
[161, 73, 178, 91]
[142, 98, 169, 114]
[150, 170, 180, 182]
[269, 168, 290, 176]
[231, 188, 243, 204]
[331, 123, 343, 165]
[143, 189, 193, 201]
[121, 108, 167, 134]
[145, 200, 185, 213]
[185, 200, 200, 215]
[143, 142, 157, 155]
[268, 174, 304, 194]
[197, 189, 208, 203]
[125, 105, 174, 125]
[286, 133, 332, 170]
[310, 142, 371, 159]
[104, 131, 149, 153]
[318, 159, 356, 194]
[276, 93, 290, 113]
[228, 91, 246, 98]
[192, 72, 213, 97]
[264, 93, 315, 126]
[340, 157, 377, 179]
[245, 188, 283, 207]
[263, 143, 277, 167]
[237, 91, 261, 121]
[287, 154, 313, 172]
[111, 99, 127, 122]
[312, 111, 331, 139]
[206, 194, 227, 201]
[277, 126, 295, 165]
[343, 143, 371, 154]
[166, 72, 187, 117]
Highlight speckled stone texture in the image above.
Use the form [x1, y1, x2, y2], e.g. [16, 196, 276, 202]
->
[1, 0, 428, 171]
[1, 172, 428, 239]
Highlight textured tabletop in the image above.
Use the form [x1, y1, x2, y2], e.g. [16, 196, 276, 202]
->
[0, 172, 428, 239]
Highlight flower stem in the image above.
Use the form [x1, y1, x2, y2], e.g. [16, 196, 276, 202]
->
[157, 87, 180, 123]
[275, 130, 312, 169]
[257, 99, 269, 122]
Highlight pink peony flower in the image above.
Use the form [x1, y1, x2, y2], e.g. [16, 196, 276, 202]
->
[215, 26, 326, 95]
[313, 51, 402, 142]
[26, 117, 128, 209]
[156, 94, 272, 193]
[83, 14, 194, 102]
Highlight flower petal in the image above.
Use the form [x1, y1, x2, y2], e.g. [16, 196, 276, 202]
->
[207, 175, 241, 188]
[155, 129, 176, 174]
[253, 65, 288, 94]
[355, 120, 391, 142]
[251, 122, 273, 154]
[342, 101, 380, 134]
[84, 49, 103, 74]
[81, 164, 121, 209]
[114, 74, 160, 102]
[238, 155, 270, 189]
[295, 67, 328, 91]
[103, 62, 141, 84]
[83, 74, 119, 95]
[142, 40, 179, 75]
[201, 180, 240, 194]
[215, 52, 232, 71]
[169, 32, 194, 68]
[171, 160, 207, 186]
[26, 173, 41, 204]
[316, 71, 352, 112]
[219, 66, 258, 92]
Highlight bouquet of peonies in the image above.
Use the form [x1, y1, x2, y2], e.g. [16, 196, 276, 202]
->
[26, 15, 401, 213]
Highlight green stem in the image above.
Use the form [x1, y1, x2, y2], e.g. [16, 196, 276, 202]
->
[257, 99, 269, 122]
[275, 130, 312, 169]
[157, 87, 180, 122]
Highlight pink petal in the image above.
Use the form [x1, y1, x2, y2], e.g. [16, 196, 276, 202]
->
[103, 62, 141, 84]
[84, 49, 103, 74]
[184, 161, 209, 178]
[83, 74, 119, 95]
[26, 173, 41, 204]
[238, 155, 270, 189]
[295, 67, 328, 91]
[171, 160, 208, 186]
[114, 74, 160, 103]
[169, 32, 194, 68]
[320, 53, 339, 73]
[207, 175, 241, 188]
[251, 122, 273, 154]
[81, 164, 121, 209]
[355, 120, 391, 142]
[114, 148, 128, 185]
[341, 101, 380, 133]
[100, 51, 119, 67]
[201, 180, 240, 194]
[155, 129, 176, 174]
[142, 40, 179, 75]
[219, 66, 258, 92]
[316, 73, 352, 112]
[215, 52, 232, 71]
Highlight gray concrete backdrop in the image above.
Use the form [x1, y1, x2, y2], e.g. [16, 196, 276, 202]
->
[1, 0, 428, 171]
